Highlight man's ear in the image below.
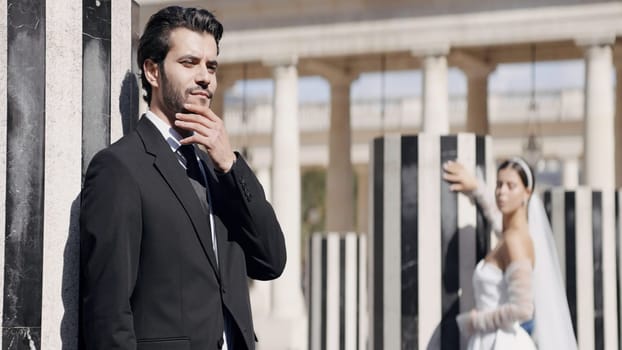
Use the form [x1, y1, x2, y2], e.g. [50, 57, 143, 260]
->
[143, 59, 160, 88]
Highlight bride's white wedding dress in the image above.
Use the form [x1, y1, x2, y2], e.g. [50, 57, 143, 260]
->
[457, 172, 577, 350]
[466, 260, 536, 350]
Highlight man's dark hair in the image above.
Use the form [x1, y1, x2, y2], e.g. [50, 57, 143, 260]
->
[137, 6, 223, 104]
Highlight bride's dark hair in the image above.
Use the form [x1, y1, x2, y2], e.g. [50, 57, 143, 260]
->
[497, 157, 535, 192]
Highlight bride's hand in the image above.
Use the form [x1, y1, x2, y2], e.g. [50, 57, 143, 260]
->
[442, 160, 478, 193]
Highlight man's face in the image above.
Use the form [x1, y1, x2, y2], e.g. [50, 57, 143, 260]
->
[155, 27, 218, 116]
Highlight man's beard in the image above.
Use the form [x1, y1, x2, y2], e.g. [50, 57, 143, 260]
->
[160, 68, 187, 115]
[160, 67, 213, 116]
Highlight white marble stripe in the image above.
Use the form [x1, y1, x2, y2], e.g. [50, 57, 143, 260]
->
[367, 141, 376, 350]
[457, 134, 477, 323]
[41, 1, 83, 349]
[485, 136, 497, 247]
[0, 1, 7, 348]
[383, 134, 402, 350]
[344, 233, 357, 350]
[326, 234, 341, 349]
[358, 235, 368, 350]
[601, 190, 619, 350]
[310, 234, 322, 350]
[418, 134, 442, 349]
[618, 190, 622, 346]
[551, 189, 567, 286]
[576, 188, 595, 350]
[110, 0, 138, 141]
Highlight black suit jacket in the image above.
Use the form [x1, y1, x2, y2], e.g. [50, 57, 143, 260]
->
[79, 117, 286, 350]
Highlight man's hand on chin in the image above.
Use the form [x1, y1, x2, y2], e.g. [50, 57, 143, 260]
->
[174, 102, 236, 173]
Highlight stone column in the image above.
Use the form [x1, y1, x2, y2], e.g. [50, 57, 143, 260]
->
[614, 46, 622, 189]
[256, 57, 307, 350]
[452, 51, 494, 135]
[270, 57, 304, 318]
[580, 38, 615, 190]
[419, 49, 450, 134]
[308, 233, 367, 350]
[562, 158, 580, 189]
[465, 74, 489, 134]
[212, 74, 236, 119]
[0, 1, 137, 347]
[325, 76, 355, 232]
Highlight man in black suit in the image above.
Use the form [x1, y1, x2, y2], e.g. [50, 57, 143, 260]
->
[79, 6, 286, 350]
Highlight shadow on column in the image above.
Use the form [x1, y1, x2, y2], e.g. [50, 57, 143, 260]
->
[61, 195, 80, 350]
[120, 70, 140, 135]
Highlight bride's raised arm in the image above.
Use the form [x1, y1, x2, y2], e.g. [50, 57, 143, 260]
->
[443, 160, 502, 235]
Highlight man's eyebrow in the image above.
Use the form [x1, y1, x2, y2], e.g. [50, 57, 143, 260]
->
[178, 54, 199, 61]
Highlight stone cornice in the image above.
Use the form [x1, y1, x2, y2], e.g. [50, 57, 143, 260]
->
[449, 51, 496, 78]
[219, 3, 622, 64]
[301, 60, 358, 85]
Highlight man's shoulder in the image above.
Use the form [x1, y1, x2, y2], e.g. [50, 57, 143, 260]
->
[88, 130, 145, 168]
[104, 130, 142, 156]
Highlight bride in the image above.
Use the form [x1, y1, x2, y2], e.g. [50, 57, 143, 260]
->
[443, 157, 577, 350]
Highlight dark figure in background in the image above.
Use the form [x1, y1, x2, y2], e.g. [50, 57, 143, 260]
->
[79, 6, 286, 350]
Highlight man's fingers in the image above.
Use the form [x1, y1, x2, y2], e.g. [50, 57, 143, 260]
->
[174, 120, 214, 141]
[183, 103, 220, 121]
[176, 112, 218, 128]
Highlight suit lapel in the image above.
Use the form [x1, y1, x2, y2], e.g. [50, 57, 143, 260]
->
[136, 117, 220, 279]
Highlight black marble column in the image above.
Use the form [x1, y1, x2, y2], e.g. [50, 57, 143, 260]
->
[371, 139, 384, 350]
[439, 136, 460, 350]
[400, 136, 418, 349]
[4, 0, 46, 348]
[475, 136, 491, 261]
[592, 192, 604, 350]
[82, 0, 111, 176]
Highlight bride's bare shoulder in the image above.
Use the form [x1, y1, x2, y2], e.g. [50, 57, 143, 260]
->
[502, 229, 535, 266]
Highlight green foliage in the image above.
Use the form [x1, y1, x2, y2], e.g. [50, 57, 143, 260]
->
[301, 168, 326, 261]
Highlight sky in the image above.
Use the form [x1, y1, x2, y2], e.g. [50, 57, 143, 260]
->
[227, 59, 587, 103]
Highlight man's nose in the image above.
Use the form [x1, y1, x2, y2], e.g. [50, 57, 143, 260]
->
[195, 67, 211, 88]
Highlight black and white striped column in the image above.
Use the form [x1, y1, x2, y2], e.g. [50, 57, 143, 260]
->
[544, 188, 619, 350]
[1, 1, 138, 349]
[308, 232, 367, 350]
[369, 133, 493, 350]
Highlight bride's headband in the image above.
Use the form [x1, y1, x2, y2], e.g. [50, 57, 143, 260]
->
[509, 157, 533, 191]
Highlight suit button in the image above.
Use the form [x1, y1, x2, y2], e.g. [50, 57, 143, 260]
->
[217, 337, 224, 349]
[221, 286, 226, 295]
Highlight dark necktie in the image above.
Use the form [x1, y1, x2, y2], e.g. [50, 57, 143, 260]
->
[178, 144, 209, 214]
[180, 145, 229, 346]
